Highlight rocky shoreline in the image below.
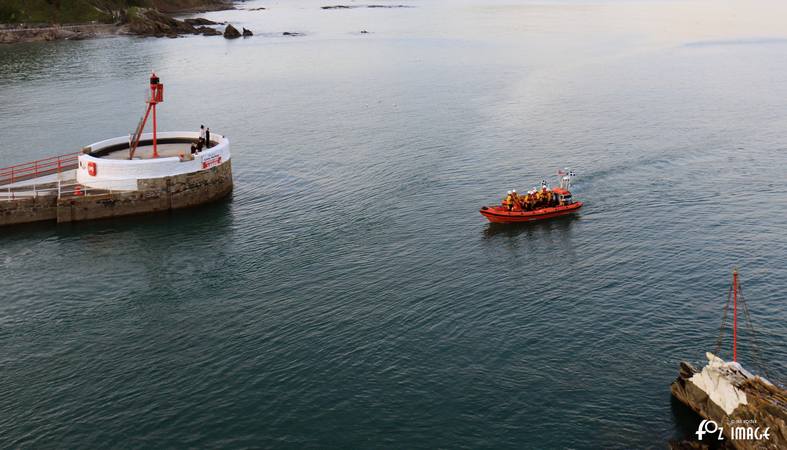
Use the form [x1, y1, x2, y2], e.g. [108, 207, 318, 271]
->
[0, 1, 235, 44]
[0, 2, 412, 44]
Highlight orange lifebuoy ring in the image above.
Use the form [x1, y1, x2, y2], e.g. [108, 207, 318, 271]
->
[87, 161, 97, 176]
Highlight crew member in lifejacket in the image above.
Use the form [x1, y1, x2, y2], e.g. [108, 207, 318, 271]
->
[502, 191, 514, 211]
[539, 186, 549, 207]
[510, 190, 520, 210]
[517, 191, 528, 211]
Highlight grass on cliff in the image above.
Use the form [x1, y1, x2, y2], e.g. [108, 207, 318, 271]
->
[0, 0, 221, 24]
[0, 0, 136, 24]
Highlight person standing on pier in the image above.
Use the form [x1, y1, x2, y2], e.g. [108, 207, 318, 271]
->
[205, 128, 211, 149]
[198, 125, 206, 150]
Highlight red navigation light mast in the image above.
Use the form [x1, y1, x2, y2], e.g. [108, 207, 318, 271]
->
[733, 269, 738, 362]
[129, 73, 165, 159]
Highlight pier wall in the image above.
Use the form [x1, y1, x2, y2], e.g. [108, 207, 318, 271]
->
[0, 195, 58, 226]
[57, 160, 233, 223]
[0, 160, 232, 227]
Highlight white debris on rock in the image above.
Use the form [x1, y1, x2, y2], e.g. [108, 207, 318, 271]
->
[688, 352, 750, 415]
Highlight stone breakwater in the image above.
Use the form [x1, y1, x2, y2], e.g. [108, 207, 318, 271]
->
[0, 160, 232, 226]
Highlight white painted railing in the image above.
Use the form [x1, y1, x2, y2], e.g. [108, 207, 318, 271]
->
[0, 180, 137, 201]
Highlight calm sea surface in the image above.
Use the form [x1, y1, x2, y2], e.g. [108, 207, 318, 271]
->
[1, 0, 786, 448]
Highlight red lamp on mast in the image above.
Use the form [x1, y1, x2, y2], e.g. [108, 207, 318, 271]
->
[129, 72, 164, 159]
[149, 73, 164, 157]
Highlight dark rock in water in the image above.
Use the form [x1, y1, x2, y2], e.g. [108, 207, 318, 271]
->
[360, 30, 369, 34]
[282, 32, 304, 37]
[197, 26, 222, 36]
[224, 24, 241, 39]
[321, 5, 355, 9]
[242, 28, 253, 37]
[367, 4, 411, 8]
[248, 7, 267, 11]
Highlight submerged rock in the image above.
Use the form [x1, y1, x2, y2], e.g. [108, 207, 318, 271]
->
[224, 24, 241, 39]
[242, 28, 253, 37]
[282, 32, 304, 37]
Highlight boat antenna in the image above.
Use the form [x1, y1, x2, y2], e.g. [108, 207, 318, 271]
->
[715, 269, 740, 361]
[714, 269, 779, 381]
[558, 168, 574, 190]
[733, 268, 738, 361]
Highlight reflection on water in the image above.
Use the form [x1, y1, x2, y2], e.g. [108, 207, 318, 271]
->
[482, 213, 580, 239]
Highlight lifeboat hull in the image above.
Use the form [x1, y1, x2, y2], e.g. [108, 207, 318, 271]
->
[479, 202, 583, 223]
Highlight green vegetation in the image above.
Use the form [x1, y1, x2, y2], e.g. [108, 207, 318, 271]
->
[0, 0, 223, 24]
[1, 1, 119, 23]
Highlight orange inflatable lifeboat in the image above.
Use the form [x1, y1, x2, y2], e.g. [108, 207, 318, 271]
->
[480, 169, 583, 223]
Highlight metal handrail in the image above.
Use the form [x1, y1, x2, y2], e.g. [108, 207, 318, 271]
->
[0, 152, 80, 185]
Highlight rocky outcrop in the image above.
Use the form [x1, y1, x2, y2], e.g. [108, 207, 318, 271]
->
[671, 353, 787, 449]
[122, 7, 198, 37]
[223, 23, 240, 39]
[152, 0, 234, 14]
[197, 26, 221, 36]
[0, 1, 232, 43]
[242, 27, 253, 37]
[184, 17, 220, 26]
[121, 8, 228, 38]
[0, 1, 233, 25]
